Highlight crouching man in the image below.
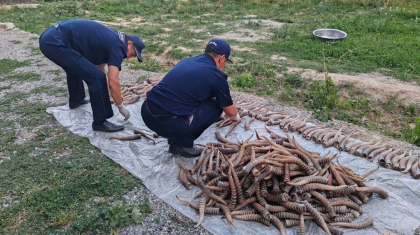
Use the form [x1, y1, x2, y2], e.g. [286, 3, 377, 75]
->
[141, 39, 241, 158]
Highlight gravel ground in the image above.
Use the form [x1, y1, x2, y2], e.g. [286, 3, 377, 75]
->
[121, 186, 210, 235]
[2, 24, 419, 235]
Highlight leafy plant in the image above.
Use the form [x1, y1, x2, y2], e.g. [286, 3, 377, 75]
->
[334, 112, 363, 125]
[104, 197, 152, 235]
[253, 64, 276, 79]
[234, 72, 257, 88]
[306, 76, 338, 121]
[339, 97, 370, 110]
[283, 73, 303, 88]
[384, 95, 399, 112]
[404, 104, 417, 116]
[401, 117, 420, 146]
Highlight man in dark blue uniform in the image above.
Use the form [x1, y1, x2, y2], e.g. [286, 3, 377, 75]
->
[39, 19, 145, 132]
[141, 39, 241, 158]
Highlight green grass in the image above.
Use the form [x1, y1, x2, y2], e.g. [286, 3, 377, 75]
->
[48, 69, 62, 76]
[30, 85, 68, 96]
[127, 56, 167, 72]
[2, 72, 40, 83]
[0, 54, 140, 235]
[0, 129, 139, 234]
[0, 85, 12, 91]
[0, 96, 140, 234]
[167, 48, 192, 60]
[30, 47, 42, 56]
[136, 74, 148, 83]
[400, 117, 420, 145]
[0, 59, 31, 74]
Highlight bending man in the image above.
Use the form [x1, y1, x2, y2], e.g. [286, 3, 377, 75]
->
[39, 19, 145, 132]
[141, 39, 241, 158]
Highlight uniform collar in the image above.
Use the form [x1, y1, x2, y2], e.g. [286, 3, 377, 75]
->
[117, 31, 128, 59]
[201, 54, 228, 79]
[202, 54, 217, 67]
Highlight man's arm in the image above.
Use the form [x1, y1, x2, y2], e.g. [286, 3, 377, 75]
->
[223, 104, 238, 117]
[108, 65, 122, 105]
[108, 65, 130, 120]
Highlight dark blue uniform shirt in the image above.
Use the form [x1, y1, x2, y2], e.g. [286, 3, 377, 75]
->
[147, 54, 233, 116]
[58, 19, 127, 70]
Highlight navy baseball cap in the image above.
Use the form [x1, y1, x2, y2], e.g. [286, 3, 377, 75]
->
[127, 35, 145, 62]
[205, 39, 233, 63]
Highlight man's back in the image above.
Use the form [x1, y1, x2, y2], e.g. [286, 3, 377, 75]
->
[58, 19, 127, 67]
[147, 54, 233, 116]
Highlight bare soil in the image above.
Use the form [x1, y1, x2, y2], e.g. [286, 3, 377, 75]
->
[289, 67, 420, 105]
[0, 0, 38, 10]
[0, 0, 32, 4]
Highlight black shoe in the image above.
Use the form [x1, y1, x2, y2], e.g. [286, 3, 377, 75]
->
[168, 143, 203, 158]
[69, 99, 90, 109]
[92, 120, 124, 132]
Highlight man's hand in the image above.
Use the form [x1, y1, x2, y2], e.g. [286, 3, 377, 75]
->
[117, 104, 130, 120]
[228, 113, 242, 123]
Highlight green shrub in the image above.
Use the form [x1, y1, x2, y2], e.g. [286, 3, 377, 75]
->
[401, 117, 420, 146]
[234, 72, 257, 88]
[306, 76, 338, 121]
[283, 74, 303, 88]
[339, 98, 370, 109]
[334, 112, 362, 125]
[256, 65, 276, 79]
[404, 104, 418, 116]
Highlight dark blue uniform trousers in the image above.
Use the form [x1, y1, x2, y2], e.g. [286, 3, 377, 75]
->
[141, 99, 223, 148]
[39, 26, 113, 122]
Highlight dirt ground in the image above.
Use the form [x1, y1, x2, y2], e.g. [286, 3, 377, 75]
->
[289, 67, 420, 106]
[0, 0, 32, 4]
[0, 1, 38, 10]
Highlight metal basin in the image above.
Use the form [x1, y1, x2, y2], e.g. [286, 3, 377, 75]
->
[313, 28, 347, 40]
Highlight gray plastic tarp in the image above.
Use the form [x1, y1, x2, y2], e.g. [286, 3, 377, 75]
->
[47, 100, 420, 235]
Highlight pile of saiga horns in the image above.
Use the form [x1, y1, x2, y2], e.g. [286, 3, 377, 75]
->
[177, 130, 388, 235]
